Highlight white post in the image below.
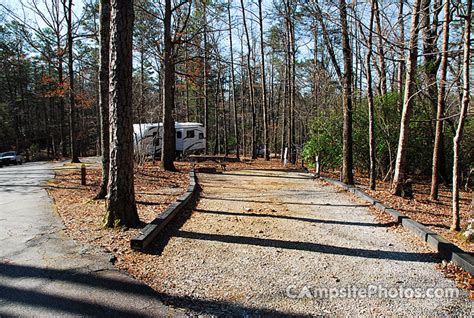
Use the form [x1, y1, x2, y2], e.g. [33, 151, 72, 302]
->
[283, 147, 288, 167]
[315, 155, 320, 177]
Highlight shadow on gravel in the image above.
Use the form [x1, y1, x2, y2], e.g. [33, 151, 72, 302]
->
[194, 208, 397, 228]
[174, 231, 437, 263]
[0, 262, 308, 317]
[219, 172, 312, 180]
[158, 294, 312, 317]
[199, 196, 371, 208]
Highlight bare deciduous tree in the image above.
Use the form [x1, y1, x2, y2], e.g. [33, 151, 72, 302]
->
[392, 0, 422, 196]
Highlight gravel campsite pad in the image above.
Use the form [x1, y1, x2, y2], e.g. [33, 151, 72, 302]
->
[130, 169, 471, 316]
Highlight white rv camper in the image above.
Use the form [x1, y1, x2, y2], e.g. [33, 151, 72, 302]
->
[134, 122, 205, 158]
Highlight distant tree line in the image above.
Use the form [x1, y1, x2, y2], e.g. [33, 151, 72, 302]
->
[0, 0, 472, 229]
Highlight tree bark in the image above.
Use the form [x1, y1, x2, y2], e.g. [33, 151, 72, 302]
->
[451, 0, 471, 231]
[284, 0, 296, 164]
[397, 0, 405, 112]
[240, 35, 247, 157]
[185, 47, 190, 122]
[280, 59, 287, 162]
[227, 0, 239, 159]
[96, 0, 111, 199]
[106, 0, 139, 227]
[64, 0, 79, 163]
[373, 0, 387, 96]
[430, 0, 449, 200]
[340, 0, 354, 185]
[214, 65, 221, 154]
[240, 0, 256, 159]
[420, 0, 443, 182]
[392, 0, 422, 195]
[161, 0, 177, 171]
[258, 0, 269, 160]
[366, 0, 376, 190]
[52, 4, 68, 158]
[203, 2, 209, 154]
[57, 43, 67, 158]
[222, 72, 228, 156]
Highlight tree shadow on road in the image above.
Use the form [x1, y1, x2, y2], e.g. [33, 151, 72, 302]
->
[0, 262, 308, 317]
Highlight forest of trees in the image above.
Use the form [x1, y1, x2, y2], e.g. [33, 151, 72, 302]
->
[0, 0, 472, 228]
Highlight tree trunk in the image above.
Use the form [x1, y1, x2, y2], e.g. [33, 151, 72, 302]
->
[227, 0, 239, 159]
[214, 67, 220, 155]
[397, 0, 405, 112]
[289, 19, 296, 164]
[161, 0, 177, 171]
[96, 0, 110, 200]
[65, 0, 79, 163]
[222, 69, 228, 156]
[430, 0, 449, 200]
[185, 47, 190, 122]
[451, 0, 471, 231]
[421, 0, 444, 186]
[139, 37, 145, 133]
[392, 0, 422, 195]
[203, 2, 209, 154]
[374, 0, 387, 96]
[313, 26, 318, 111]
[281, 61, 287, 162]
[285, 16, 291, 162]
[421, 0, 441, 114]
[240, 36, 247, 157]
[106, 0, 139, 227]
[340, 0, 354, 185]
[258, 0, 269, 160]
[240, 0, 256, 159]
[58, 53, 67, 158]
[366, 0, 376, 190]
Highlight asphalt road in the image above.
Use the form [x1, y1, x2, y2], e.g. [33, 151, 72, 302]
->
[0, 161, 183, 317]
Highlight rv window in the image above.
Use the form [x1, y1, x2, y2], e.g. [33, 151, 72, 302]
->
[176, 131, 182, 139]
[186, 130, 195, 138]
[199, 133, 204, 139]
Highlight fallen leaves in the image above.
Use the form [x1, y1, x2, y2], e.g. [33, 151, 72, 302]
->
[437, 261, 474, 299]
[47, 162, 189, 273]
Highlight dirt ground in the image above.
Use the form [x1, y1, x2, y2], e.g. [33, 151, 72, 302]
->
[126, 169, 471, 316]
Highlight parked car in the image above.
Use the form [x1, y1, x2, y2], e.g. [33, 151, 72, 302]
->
[0, 151, 23, 165]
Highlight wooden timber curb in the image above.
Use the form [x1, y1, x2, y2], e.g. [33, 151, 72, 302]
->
[130, 169, 197, 251]
[319, 176, 474, 275]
